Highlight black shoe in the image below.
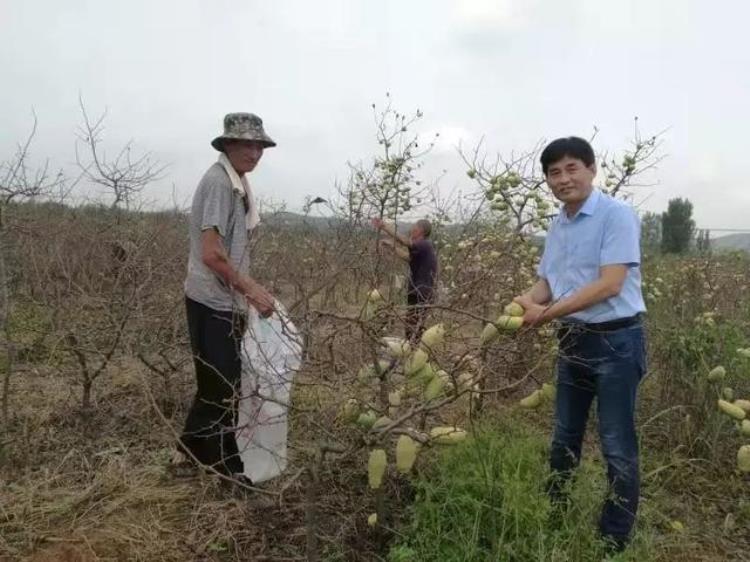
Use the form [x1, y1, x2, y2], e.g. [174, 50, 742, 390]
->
[230, 473, 254, 487]
[218, 472, 255, 497]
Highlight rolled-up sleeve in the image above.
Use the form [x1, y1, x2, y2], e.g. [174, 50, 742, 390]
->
[600, 205, 640, 267]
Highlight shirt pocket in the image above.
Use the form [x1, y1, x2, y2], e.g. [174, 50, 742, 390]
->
[565, 227, 602, 271]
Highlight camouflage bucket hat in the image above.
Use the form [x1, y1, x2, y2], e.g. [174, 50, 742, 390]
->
[211, 112, 277, 152]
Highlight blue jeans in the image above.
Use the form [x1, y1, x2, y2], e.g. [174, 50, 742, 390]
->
[549, 322, 646, 542]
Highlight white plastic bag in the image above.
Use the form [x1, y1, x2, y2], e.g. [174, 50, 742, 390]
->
[236, 301, 302, 483]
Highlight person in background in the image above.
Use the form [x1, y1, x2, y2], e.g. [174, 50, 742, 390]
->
[513, 137, 647, 554]
[175, 112, 276, 484]
[372, 218, 438, 341]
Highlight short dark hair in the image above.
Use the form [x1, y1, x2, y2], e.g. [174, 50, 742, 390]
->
[540, 137, 595, 175]
[416, 219, 432, 238]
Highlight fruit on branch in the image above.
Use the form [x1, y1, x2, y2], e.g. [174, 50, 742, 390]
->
[368, 513, 378, 527]
[738, 445, 750, 473]
[356, 411, 378, 429]
[424, 374, 446, 401]
[410, 363, 436, 386]
[503, 302, 525, 317]
[497, 315, 523, 331]
[396, 435, 419, 473]
[707, 366, 726, 382]
[541, 383, 556, 401]
[404, 348, 428, 375]
[338, 398, 361, 423]
[383, 337, 411, 359]
[718, 399, 746, 421]
[480, 323, 499, 346]
[734, 400, 750, 413]
[723, 387, 735, 401]
[368, 449, 387, 489]
[429, 426, 467, 444]
[421, 323, 445, 349]
[520, 390, 542, 409]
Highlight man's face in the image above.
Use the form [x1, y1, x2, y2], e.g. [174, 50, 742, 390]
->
[224, 140, 265, 174]
[409, 224, 423, 241]
[545, 156, 596, 207]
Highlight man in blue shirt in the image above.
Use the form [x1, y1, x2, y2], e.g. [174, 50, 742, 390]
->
[514, 137, 646, 553]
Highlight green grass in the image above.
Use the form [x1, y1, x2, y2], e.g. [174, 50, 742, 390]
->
[389, 417, 656, 562]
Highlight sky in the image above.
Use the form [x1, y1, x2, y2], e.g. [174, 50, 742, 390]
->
[1, 0, 748, 232]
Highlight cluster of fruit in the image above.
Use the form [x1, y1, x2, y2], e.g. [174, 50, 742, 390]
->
[708, 362, 750, 472]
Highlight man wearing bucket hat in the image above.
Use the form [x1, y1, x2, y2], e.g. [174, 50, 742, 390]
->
[175, 112, 276, 483]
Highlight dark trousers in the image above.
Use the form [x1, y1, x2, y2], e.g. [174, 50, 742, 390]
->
[549, 322, 646, 543]
[180, 297, 246, 475]
[405, 293, 432, 342]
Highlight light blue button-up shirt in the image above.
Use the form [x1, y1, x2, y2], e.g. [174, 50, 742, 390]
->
[537, 189, 646, 323]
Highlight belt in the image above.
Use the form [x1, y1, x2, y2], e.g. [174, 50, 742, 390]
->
[559, 313, 643, 334]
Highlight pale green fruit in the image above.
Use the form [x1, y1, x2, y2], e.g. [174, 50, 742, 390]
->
[429, 426, 467, 444]
[403, 348, 428, 376]
[383, 337, 411, 359]
[738, 445, 750, 473]
[503, 302, 525, 317]
[436, 369, 452, 388]
[497, 315, 523, 331]
[520, 390, 542, 409]
[541, 383, 556, 401]
[368, 449, 387, 489]
[356, 411, 377, 429]
[722, 387, 735, 401]
[670, 520, 685, 533]
[338, 398, 360, 423]
[421, 323, 446, 348]
[367, 513, 378, 527]
[506, 316, 523, 330]
[411, 363, 436, 386]
[718, 399, 746, 420]
[733, 399, 750, 413]
[424, 375, 446, 401]
[480, 323, 499, 345]
[740, 419, 750, 437]
[395, 435, 419, 473]
[707, 366, 726, 382]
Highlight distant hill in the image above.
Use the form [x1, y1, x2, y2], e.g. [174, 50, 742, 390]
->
[712, 233, 750, 252]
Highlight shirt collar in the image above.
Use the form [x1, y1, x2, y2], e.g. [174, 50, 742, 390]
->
[561, 188, 601, 223]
